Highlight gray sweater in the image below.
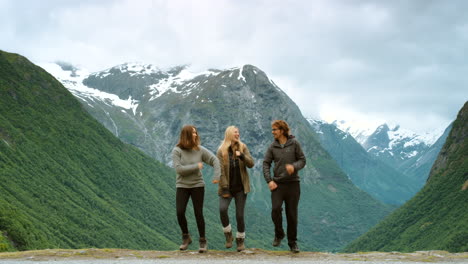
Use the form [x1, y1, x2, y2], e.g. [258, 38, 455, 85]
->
[172, 146, 221, 188]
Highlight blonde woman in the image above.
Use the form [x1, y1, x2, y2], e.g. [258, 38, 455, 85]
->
[172, 125, 221, 253]
[216, 126, 254, 251]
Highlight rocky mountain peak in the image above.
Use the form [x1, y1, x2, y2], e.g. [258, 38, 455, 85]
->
[363, 124, 390, 151]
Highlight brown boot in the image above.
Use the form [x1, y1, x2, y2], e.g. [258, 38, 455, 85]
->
[224, 231, 233, 248]
[179, 233, 192, 250]
[198, 237, 207, 253]
[236, 238, 245, 252]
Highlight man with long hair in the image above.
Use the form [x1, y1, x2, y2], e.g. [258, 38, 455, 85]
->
[262, 120, 306, 253]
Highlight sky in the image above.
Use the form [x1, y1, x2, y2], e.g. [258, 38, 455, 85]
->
[1, 0, 467, 134]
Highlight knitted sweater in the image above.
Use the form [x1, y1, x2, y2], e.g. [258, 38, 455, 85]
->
[172, 145, 221, 188]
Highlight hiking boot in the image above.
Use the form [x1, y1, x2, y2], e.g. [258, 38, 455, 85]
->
[289, 243, 300, 253]
[272, 236, 283, 247]
[198, 237, 207, 253]
[179, 233, 192, 250]
[224, 231, 233, 248]
[236, 238, 245, 252]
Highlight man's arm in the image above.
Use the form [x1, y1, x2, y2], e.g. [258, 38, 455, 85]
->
[292, 140, 306, 171]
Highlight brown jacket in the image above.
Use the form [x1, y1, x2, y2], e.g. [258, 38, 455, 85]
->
[216, 144, 254, 195]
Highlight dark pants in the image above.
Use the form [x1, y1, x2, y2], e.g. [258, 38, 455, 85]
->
[219, 191, 247, 233]
[271, 181, 300, 246]
[176, 187, 205, 237]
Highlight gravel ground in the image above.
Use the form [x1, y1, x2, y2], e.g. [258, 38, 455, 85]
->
[0, 248, 467, 264]
[0, 260, 466, 264]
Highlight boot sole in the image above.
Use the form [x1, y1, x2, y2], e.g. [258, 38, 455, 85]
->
[179, 240, 192, 250]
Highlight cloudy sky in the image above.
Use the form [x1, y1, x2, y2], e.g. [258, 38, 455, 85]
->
[1, 0, 467, 134]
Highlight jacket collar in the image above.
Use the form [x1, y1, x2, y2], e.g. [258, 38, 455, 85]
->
[273, 135, 295, 148]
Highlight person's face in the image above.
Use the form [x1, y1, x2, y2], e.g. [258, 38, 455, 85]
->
[192, 128, 198, 142]
[232, 128, 240, 142]
[272, 126, 282, 140]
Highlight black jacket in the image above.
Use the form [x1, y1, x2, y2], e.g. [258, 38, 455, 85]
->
[262, 135, 306, 183]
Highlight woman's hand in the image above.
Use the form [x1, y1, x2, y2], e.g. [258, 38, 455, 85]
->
[198, 162, 204, 170]
[212, 179, 219, 184]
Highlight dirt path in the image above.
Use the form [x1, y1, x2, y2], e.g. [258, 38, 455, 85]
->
[0, 248, 467, 262]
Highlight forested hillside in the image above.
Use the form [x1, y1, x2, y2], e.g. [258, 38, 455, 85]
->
[344, 102, 468, 253]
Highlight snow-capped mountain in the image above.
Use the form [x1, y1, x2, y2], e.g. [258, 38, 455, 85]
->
[311, 118, 450, 191]
[362, 123, 444, 165]
[332, 119, 444, 147]
[308, 119, 419, 205]
[40, 61, 394, 251]
[330, 120, 378, 145]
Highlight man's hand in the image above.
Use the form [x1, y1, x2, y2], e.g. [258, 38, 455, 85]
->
[268, 181, 278, 191]
[286, 164, 295, 175]
[212, 179, 219, 184]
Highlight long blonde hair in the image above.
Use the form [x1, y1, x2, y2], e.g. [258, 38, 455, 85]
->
[218, 126, 245, 164]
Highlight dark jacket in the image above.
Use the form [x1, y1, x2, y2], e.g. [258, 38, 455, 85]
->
[262, 135, 306, 183]
[217, 144, 255, 195]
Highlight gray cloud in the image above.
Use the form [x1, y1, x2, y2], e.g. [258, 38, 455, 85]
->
[1, 0, 466, 133]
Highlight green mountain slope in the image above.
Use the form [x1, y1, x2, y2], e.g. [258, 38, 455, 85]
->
[0, 50, 181, 250]
[344, 101, 468, 253]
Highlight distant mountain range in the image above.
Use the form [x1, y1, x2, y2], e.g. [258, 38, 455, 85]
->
[333, 120, 450, 186]
[39, 61, 393, 251]
[344, 102, 468, 252]
[307, 118, 450, 204]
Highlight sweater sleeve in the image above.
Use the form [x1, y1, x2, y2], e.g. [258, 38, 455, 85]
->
[172, 147, 200, 176]
[216, 149, 227, 188]
[241, 144, 255, 168]
[201, 146, 221, 182]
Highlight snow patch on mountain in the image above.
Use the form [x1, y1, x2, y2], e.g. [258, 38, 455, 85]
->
[387, 124, 443, 148]
[332, 119, 443, 147]
[111, 62, 162, 77]
[237, 65, 246, 82]
[147, 68, 220, 100]
[39, 62, 139, 115]
[332, 120, 378, 145]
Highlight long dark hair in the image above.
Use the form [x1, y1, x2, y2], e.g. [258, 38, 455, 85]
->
[176, 125, 200, 150]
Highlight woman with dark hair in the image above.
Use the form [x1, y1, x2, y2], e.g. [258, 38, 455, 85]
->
[217, 126, 254, 251]
[172, 125, 221, 253]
